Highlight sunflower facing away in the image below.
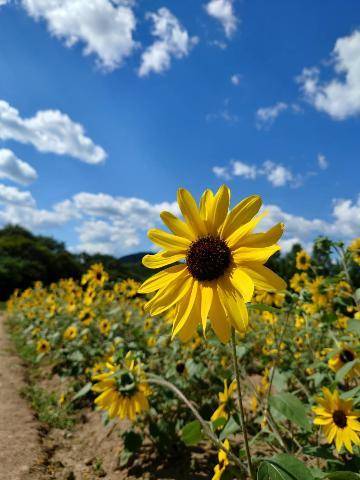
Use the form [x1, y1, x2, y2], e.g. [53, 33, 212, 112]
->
[92, 353, 150, 421]
[328, 346, 360, 379]
[313, 388, 360, 453]
[139, 186, 286, 343]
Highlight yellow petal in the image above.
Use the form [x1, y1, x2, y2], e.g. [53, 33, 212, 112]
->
[232, 245, 280, 264]
[207, 185, 230, 233]
[199, 189, 214, 220]
[200, 283, 213, 332]
[240, 223, 285, 247]
[221, 195, 262, 239]
[241, 263, 287, 291]
[160, 211, 195, 241]
[208, 288, 231, 343]
[177, 291, 202, 342]
[172, 281, 199, 338]
[218, 284, 249, 333]
[138, 264, 187, 293]
[226, 212, 268, 249]
[229, 268, 254, 303]
[148, 228, 190, 252]
[142, 250, 185, 269]
[177, 188, 207, 236]
[145, 276, 193, 316]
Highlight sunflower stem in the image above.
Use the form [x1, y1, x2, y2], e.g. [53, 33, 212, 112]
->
[147, 374, 247, 474]
[230, 328, 256, 480]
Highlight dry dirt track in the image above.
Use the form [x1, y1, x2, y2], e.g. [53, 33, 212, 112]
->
[0, 315, 41, 480]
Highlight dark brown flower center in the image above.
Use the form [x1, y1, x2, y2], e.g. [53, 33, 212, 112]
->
[186, 235, 231, 281]
[332, 409, 347, 428]
[340, 349, 355, 363]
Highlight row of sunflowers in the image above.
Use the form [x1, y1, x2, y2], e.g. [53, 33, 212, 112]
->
[6, 187, 360, 479]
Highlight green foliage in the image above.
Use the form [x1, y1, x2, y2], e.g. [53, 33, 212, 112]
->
[269, 393, 311, 431]
[257, 455, 314, 480]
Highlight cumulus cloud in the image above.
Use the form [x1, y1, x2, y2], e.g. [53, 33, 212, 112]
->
[317, 153, 328, 170]
[298, 29, 360, 120]
[205, 0, 238, 38]
[20, 0, 137, 71]
[0, 0, 9, 6]
[0, 100, 106, 164]
[138, 8, 198, 77]
[255, 102, 288, 129]
[230, 73, 242, 85]
[0, 149, 38, 185]
[0, 184, 35, 207]
[213, 159, 300, 187]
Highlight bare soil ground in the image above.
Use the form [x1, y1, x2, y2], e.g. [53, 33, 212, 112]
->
[0, 316, 42, 480]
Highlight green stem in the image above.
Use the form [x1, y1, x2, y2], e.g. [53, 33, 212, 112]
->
[231, 328, 256, 480]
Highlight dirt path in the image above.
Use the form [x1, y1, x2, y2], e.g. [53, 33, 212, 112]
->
[0, 315, 41, 480]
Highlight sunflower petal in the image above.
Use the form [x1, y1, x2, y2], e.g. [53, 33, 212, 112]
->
[172, 281, 199, 338]
[148, 228, 191, 251]
[142, 251, 185, 269]
[208, 288, 231, 343]
[207, 185, 230, 233]
[241, 263, 287, 291]
[233, 245, 280, 264]
[177, 188, 207, 236]
[138, 264, 187, 294]
[226, 212, 268, 249]
[240, 223, 285, 247]
[145, 276, 192, 316]
[218, 285, 249, 333]
[160, 211, 195, 241]
[229, 268, 254, 303]
[221, 195, 262, 239]
[200, 283, 213, 332]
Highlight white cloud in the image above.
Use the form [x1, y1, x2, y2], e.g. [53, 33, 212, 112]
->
[205, 0, 238, 38]
[231, 73, 242, 85]
[21, 0, 137, 71]
[317, 153, 328, 170]
[0, 0, 9, 6]
[0, 184, 35, 207]
[256, 102, 288, 129]
[0, 100, 106, 164]
[138, 8, 198, 77]
[213, 159, 299, 187]
[0, 149, 38, 185]
[298, 30, 360, 120]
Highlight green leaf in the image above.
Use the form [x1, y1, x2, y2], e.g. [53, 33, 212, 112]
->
[123, 431, 142, 452]
[347, 319, 360, 335]
[181, 420, 202, 446]
[335, 360, 359, 382]
[341, 384, 360, 400]
[248, 303, 282, 314]
[325, 473, 360, 480]
[354, 288, 360, 303]
[219, 415, 241, 440]
[269, 393, 311, 430]
[212, 417, 227, 431]
[71, 382, 92, 401]
[257, 455, 314, 480]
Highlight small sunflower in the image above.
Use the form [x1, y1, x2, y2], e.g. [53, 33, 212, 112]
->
[328, 346, 360, 379]
[290, 272, 309, 293]
[296, 250, 311, 270]
[211, 379, 237, 422]
[36, 338, 50, 354]
[313, 388, 360, 453]
[212, 439, 230, 480]
[99, 319, 111, 335]
[92, 354, 150, 421]
[82, 263, 109, 287]
[119, 279, 140, 298]
[309, 276, 328, 306]
[63, 325, 78, 341]
[139, 186, 286, 343]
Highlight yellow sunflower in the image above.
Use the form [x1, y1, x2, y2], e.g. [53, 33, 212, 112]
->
[99, 319, 111, 335]
[139, 186, 286, 343]
[63, 325, 78, 341]
[92, 354, 150, 421]
[309, 276, 328, 306]
[211, 379, 237, 422]
[118, 279, 140, 298]
[212, 439, 230, 480]
[313, 388, 360, 453]
[328, 346, 360, 379]
[290, 272, 309, 293]
[36, 338, 50, 354]
[81, 263, 109, 287]
[296, 250, 311, 271]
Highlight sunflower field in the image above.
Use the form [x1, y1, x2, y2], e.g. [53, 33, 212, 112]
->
[6, 188, 360, 480]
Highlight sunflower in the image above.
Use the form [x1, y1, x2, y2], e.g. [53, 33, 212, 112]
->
[92, 354, 150, 421]
[290, 272, 309, 293]
[313, 388, 360, 453]
[349, 238, 360, 265]
[36, 338, 50, 354]
[79, 307, 94, 326]
[328, 346, 360, 379]
[212, 439, 230, 480]
[211, 379, 237, 422]
[63, 325, 78, 341]
[138, 186, 286, 343]
[118, 279, 140, 299]
[81, 263, 109, 287]
[296, 250, 311, 271]
[99, 319, 111, 335]
[309, 276, 328, 306]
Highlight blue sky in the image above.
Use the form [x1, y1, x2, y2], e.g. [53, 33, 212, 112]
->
[0, 0, 359, 255]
